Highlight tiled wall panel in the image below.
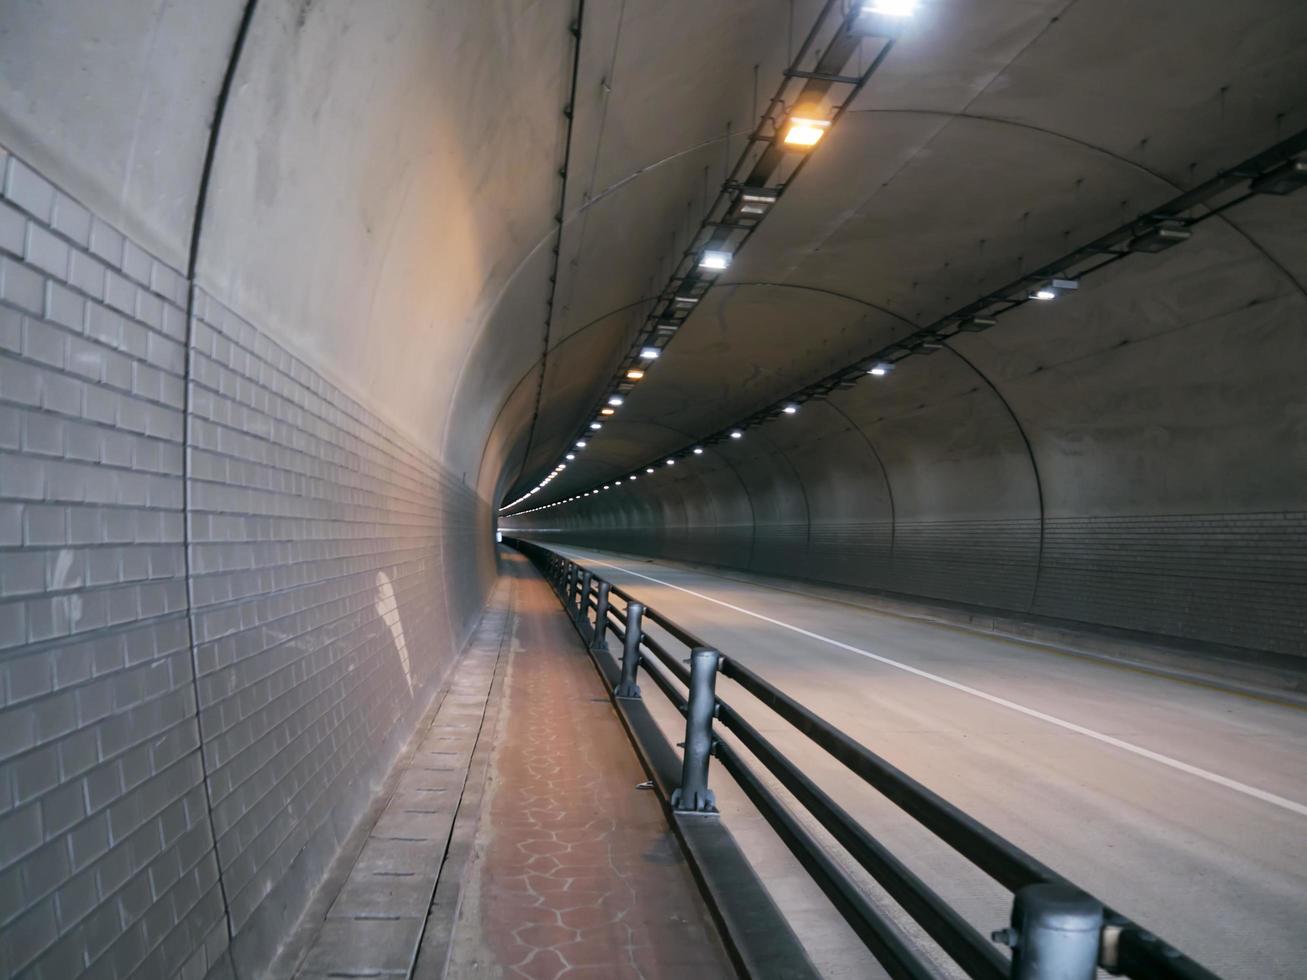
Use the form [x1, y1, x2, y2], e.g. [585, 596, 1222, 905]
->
[0, 147, 492, 978]
[1036, 513, 1307, 654]
[185, 291, 484, 973]
[0, 150, 229, 980]
[516, 504, 1305, 658]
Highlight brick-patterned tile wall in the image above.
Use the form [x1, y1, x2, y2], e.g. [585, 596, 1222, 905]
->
[515, 505, 1306, 658]
[0, 149, 228, 980]
[185, 289, 485, 974]
[0, 147, 493, 978]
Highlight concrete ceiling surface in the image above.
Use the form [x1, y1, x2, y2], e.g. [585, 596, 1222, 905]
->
[508, 0, 1307, 507]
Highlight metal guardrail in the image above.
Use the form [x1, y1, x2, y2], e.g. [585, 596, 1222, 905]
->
[506, 536, 1224, 980]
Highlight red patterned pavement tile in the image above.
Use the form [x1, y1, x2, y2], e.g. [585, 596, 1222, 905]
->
[446, 555, 732, 978]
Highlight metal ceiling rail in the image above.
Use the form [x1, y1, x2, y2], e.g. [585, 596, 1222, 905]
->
[508, 127, 1307, 516]
[505, 0, 907, 512]
[505, 535, 1226, 980]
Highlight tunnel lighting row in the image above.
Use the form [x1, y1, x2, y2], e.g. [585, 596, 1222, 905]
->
[501, 1, 918, 516]
[503, 139, 1307, 518]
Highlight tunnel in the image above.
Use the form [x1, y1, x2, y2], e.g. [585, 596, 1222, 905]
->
[0, 2, 1304, 979]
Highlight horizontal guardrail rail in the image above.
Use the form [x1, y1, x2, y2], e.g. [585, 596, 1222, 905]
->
[505, 536, 1223, 980]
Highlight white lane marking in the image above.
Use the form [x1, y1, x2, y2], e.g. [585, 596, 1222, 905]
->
[579, 555, 1307, 819]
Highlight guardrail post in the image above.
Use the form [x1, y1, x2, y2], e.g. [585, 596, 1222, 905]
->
[671, 646, 721, 814]
[590, 583, 611, 653]
[993, 884, 1103, 980]
[578, 570, 592, 624]
[564, 563, 575, 604]
[614, 601, 644, 699]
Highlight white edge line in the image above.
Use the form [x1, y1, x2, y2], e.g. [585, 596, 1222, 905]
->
[581, 555, 1307, 819]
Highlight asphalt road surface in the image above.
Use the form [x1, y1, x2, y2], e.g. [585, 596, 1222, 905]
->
[556, 546, 1307, 980]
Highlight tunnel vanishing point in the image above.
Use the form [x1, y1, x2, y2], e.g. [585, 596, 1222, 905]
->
[0, 2, 1305, 980]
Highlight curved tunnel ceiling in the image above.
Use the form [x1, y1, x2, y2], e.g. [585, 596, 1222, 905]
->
[497, 0, 1307, 510]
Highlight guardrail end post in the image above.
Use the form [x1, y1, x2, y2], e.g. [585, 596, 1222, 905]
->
[994, 883, 1103, 980]
[590, 583, 611, 653]
[671, 646, 720, 815]
[614, 601, 644, 699]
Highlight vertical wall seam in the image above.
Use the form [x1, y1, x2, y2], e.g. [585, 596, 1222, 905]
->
[518, 0, 587, 469]
[824, 400, 898, 579]
[710, 451, 760, 569]
[181, 1, 259, 972]
[944, 346, 1047, 613]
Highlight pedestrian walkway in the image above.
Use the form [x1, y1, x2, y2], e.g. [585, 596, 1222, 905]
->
[281, 550, 731, 979]
[439, 551, 731, 979]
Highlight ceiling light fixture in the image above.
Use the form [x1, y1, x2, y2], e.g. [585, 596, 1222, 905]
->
[600, 407, 615, 416]
[1250, 159, 1306, 195]
[782, 403, 799, 414]
[575, 440, 586, 448]
[782, 114, 830, 149]
[566, 453, 575, 460]
[646, 467, 655, 474]
[730, 430, 743, 439]
[1129, 221, 1191, 253]
[590, 422, 602, 430]
[851, 0, 916, 36]
[868, 362, 893, 376]
[731, 187, 780, 222]
[666, 459, 675, 466]
[608, 395, 624, 406]
[865, 0, 915, 15]
[693, 447, 704, 454]
[956, 317, 997, 333]
[1029, 278, 1077, 301]
[626, 369, 645, 380]
[699, 249, 732, 272]
[639, 347, 661, 359]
